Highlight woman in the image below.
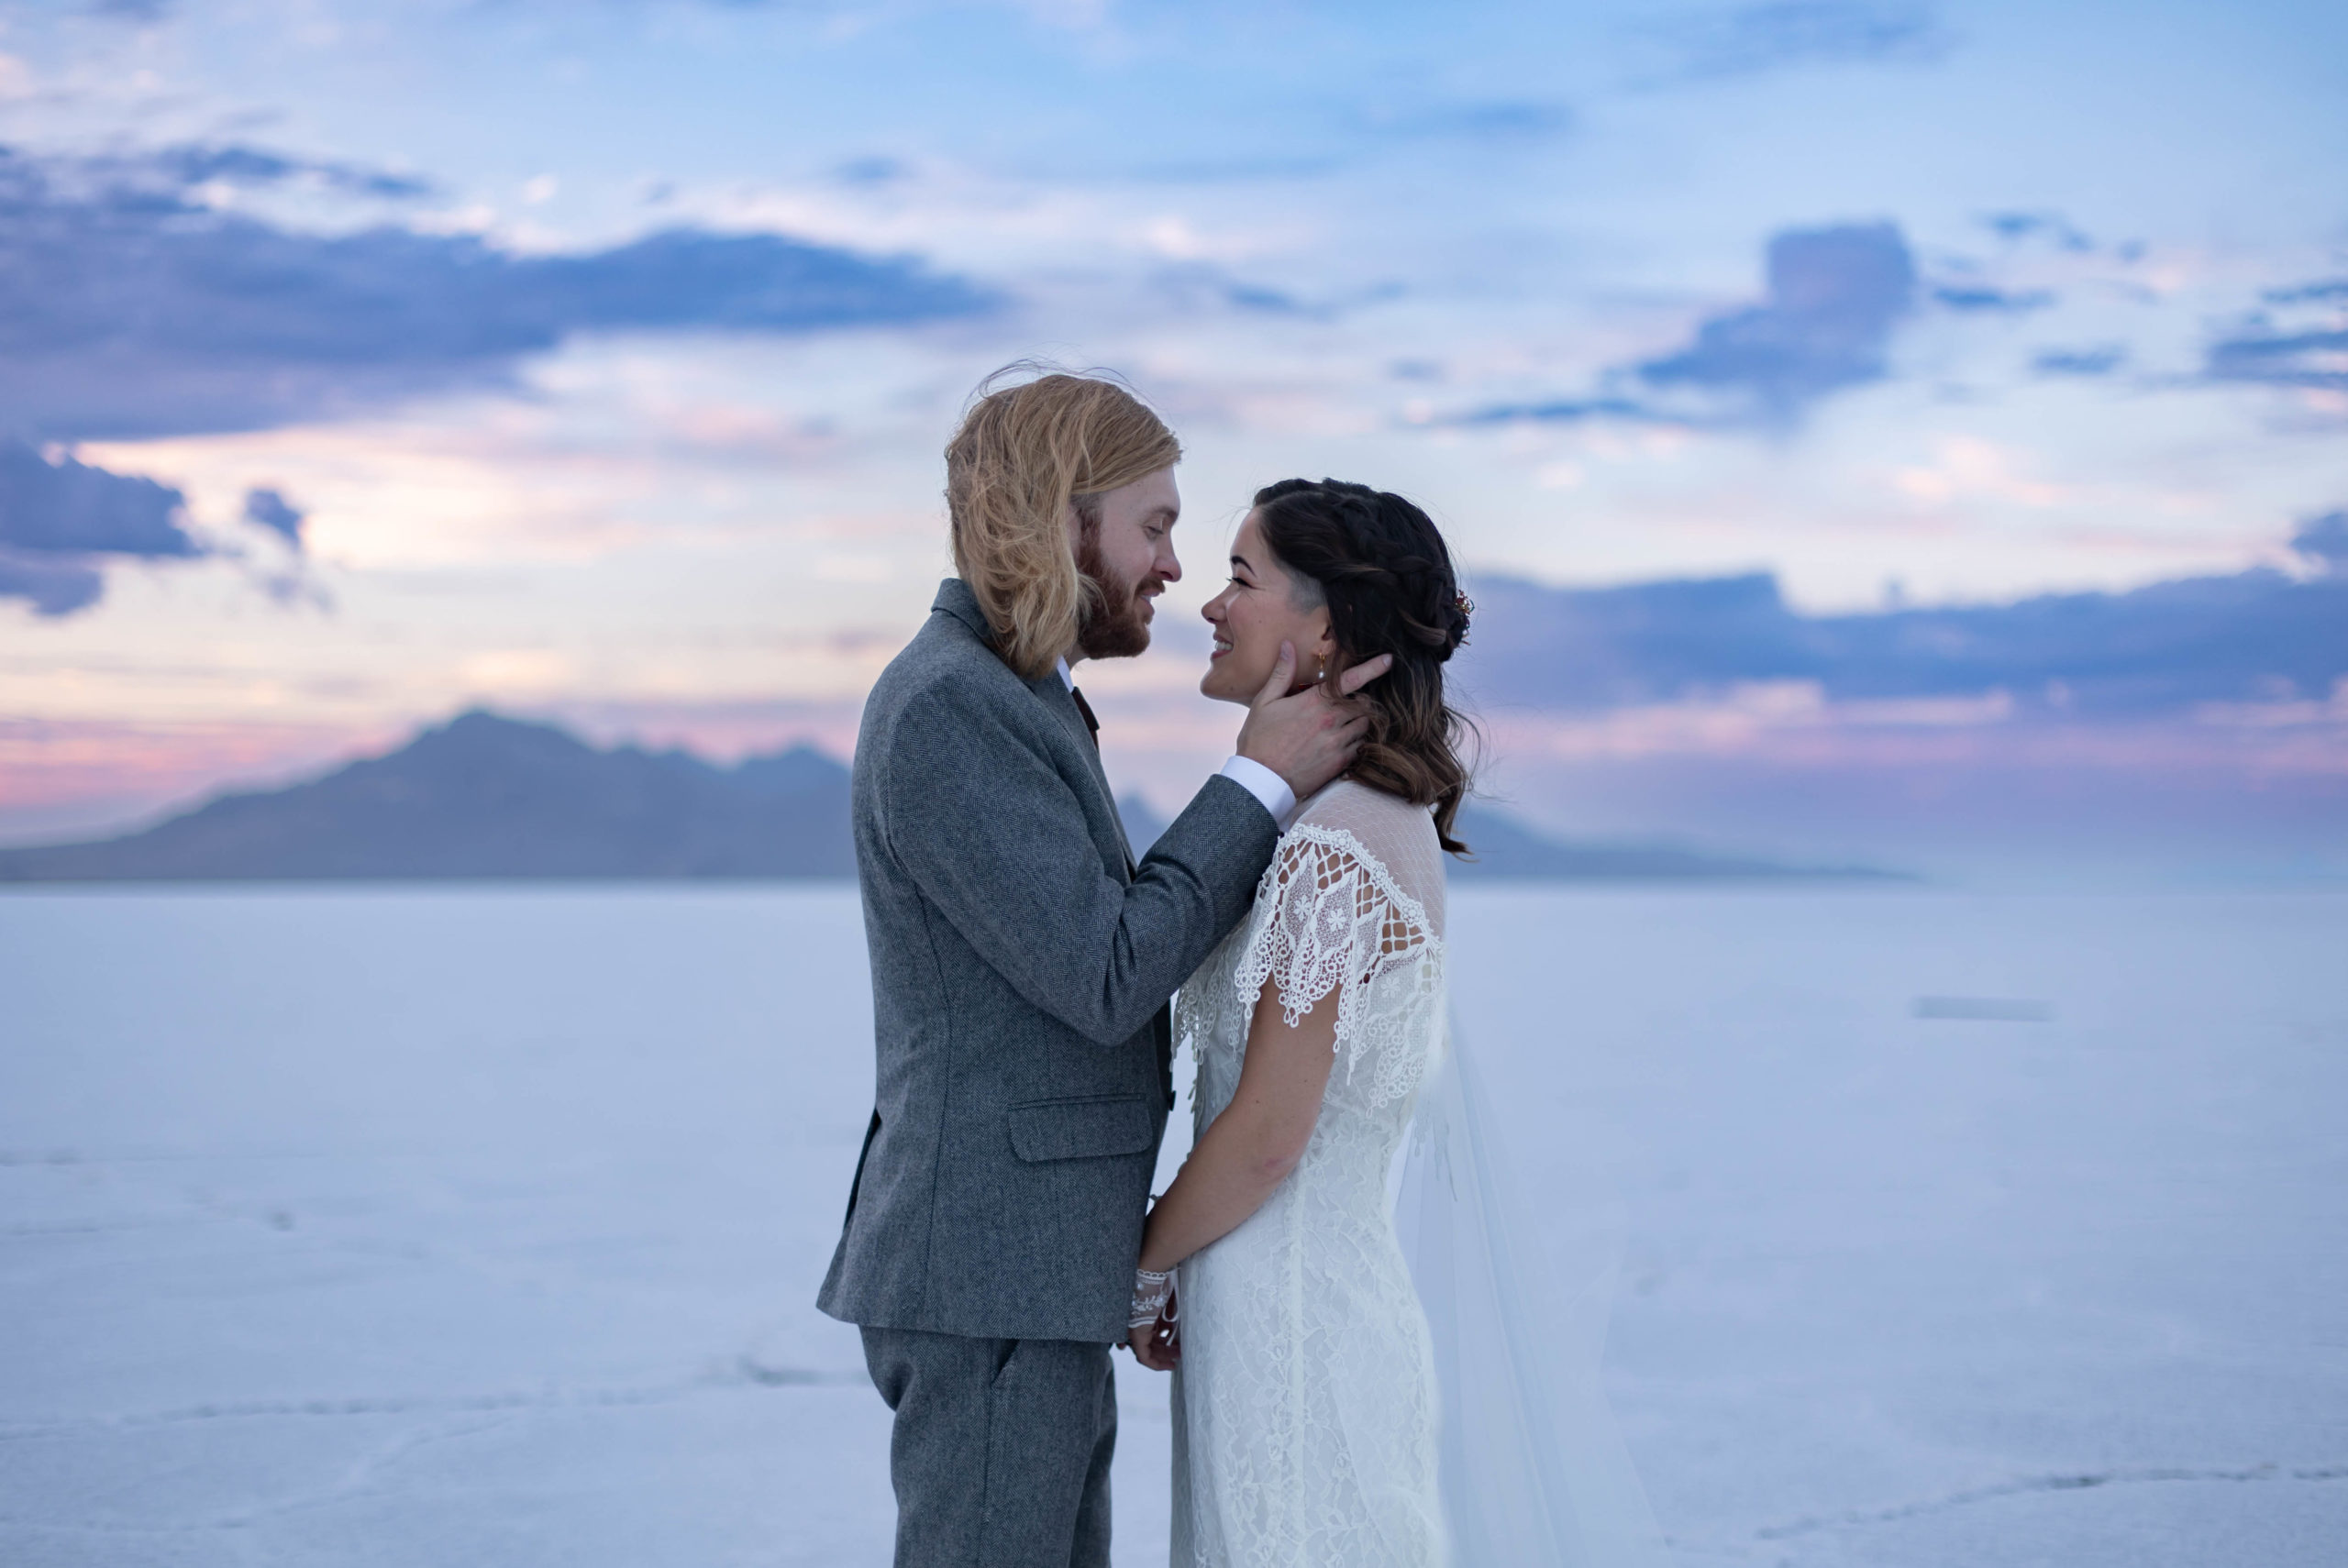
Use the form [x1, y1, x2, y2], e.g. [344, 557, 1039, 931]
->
[1130, 478, 1468, 1566]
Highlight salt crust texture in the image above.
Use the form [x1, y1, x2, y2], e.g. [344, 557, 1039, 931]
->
[1, 886, 2342, 1566]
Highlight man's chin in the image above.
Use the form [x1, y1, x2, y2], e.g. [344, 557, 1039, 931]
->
[1078, 622, 1152, 661]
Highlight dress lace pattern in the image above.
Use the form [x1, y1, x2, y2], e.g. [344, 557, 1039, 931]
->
[1170, 779, 1450, 1568]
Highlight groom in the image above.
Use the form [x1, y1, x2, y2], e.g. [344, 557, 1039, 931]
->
[817, 371, 1384, 1567]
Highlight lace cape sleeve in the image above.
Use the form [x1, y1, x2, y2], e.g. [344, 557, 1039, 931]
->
[1228, 823, 1445, 1106]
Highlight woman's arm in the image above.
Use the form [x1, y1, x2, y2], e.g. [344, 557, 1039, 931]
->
[1139, 977, 1340, 1275]
[1129, 977, 1340, 1368]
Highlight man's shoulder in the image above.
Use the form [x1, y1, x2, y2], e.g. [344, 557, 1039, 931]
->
[864, 610, 1040, 759]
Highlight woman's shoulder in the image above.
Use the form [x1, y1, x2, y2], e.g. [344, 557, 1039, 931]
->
[1289, 779, 1439, 860]
[1295, 778, 1434, 828]
[1279, 781, 1446, 939]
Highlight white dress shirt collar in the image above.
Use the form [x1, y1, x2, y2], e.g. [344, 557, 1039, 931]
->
[1056, 656, 1298, 831]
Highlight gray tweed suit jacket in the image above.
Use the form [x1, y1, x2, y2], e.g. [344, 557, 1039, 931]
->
[817, 579, 1280, 1345]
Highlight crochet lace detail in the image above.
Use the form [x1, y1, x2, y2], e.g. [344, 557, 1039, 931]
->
[1231, 823, 1443, 1106]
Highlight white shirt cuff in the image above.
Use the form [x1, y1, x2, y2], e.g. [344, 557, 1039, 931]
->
[1218, 756, 1300, 831]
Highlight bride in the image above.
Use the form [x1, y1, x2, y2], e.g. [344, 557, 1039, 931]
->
[1127, 480, 1668, 1568]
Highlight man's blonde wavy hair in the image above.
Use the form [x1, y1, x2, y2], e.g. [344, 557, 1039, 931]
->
[945, 369, 1182, 681]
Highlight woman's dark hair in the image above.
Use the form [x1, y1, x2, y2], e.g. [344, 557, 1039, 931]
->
[1252, 478, 1478, 855]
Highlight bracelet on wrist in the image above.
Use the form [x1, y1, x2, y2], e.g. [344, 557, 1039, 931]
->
[1128, 1266, 1174, 1330]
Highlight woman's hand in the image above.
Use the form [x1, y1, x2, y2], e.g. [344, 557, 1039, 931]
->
[1127, 1286, 1180, 1371]
[1125, 971, 1341, 1375]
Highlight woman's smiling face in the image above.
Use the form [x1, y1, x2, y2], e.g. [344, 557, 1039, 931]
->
[1200, 509, 1335, 705]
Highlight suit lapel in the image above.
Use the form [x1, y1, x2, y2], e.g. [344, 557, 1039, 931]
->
[1029, 671, 1136, 877]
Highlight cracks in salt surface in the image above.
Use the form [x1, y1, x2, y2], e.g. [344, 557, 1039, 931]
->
[2, 1386, 684, 1437]
[0, 1358, 867, 1445]
[0, 1359, 874, 1540]
[214, 1408, 532, 1532]
[1755, 1463, 2348, 1540]
[0, 1414, 532, 1540]
[736, 1355, 865, 1387]
[0, 1215, 200, 1238]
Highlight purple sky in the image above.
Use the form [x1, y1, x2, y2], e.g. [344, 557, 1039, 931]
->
[1, 0, 2342, 880]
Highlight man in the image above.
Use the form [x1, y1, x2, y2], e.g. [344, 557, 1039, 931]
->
[817, 371, 1387, 1566]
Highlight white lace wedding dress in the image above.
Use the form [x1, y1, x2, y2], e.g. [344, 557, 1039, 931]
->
[1169, 778, 1450, 1568]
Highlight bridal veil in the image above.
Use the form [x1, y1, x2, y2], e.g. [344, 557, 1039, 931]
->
[1392, 1022, 1675, 1568]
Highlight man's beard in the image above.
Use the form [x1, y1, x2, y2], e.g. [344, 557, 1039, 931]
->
[1075, 527, 1156, 660]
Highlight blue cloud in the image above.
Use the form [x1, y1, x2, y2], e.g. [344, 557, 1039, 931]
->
[831, 156, 910, 188]
[1638, 2, 1951, 84]
[2295, 511, 2348, 572]
[1357, 99, 1575, 144]
[1223, 282, 1307, 315]
[0, 145, 997, 442]
[1449, 222, 1919, 429]
[2205, 280, 2348, 395]
[0, 440, 197, 558]
[139, 143, 434, 200]
[0, 552, 104, 617]
[1981, 211, 2094, 251]
[1144, 263, 1322, 319]
[1455, 395, 1678, 427]
[2263, 279, 2348, 305]
[1454, 558, 2348, 717]
[2206, 326, 2348, 393]
[242, 488, 305, 548]
[1634, 222, 1917, 421]
[2032, 345, 2127, 377]
[0, 439, 205, 616]
[1933, 284, 2054, 313]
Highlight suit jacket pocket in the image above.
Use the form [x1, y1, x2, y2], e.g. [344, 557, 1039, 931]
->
[1006, 1095, 1156, 1163]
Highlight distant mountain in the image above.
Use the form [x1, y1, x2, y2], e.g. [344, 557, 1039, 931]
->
[1444, 803, 1907, 882]
[0, 711, 852, 881]
[0, 710, 1909, 884]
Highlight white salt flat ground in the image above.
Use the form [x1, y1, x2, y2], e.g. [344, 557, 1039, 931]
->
[1, 886, 2342, 1567]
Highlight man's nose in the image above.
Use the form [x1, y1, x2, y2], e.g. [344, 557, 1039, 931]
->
[1157, 545, 1182, 583]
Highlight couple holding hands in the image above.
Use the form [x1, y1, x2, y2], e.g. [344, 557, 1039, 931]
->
[819, 370, 1664, 1568]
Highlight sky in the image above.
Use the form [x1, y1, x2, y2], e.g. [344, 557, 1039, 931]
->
[0, 0, 2343, 880]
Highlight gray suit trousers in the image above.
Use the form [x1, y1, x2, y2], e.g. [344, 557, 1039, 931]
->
[860, 1326, 1117, 1568]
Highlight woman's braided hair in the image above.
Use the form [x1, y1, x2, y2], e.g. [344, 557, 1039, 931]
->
[1253, 478, 1477, 855]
